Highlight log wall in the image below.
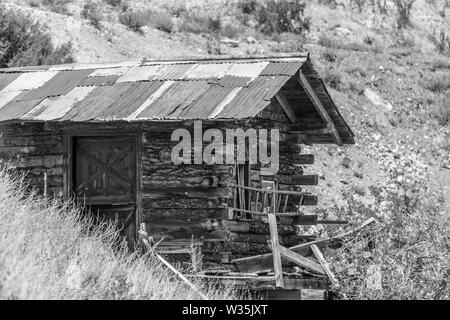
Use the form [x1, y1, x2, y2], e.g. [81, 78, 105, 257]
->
[0, 122, 65, 197]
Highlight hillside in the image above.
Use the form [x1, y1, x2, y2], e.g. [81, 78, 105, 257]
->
[0, 0, 449, 299]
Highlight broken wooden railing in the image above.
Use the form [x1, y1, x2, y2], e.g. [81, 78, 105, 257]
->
[229, 183, 344, 289]
[232, 217, 377, 289]
[138, 223, 209, 300]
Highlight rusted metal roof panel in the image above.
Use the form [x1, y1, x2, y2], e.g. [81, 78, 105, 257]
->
[217, 75, 252, 87]
[88, 66, 131, 77]
[0, 91, 42, 121]
[137, 81, 210, 119]
[78, 75, 120, 87]
[217, 75, 291, 118]
[19, 69, 93, 101]
[116, 65, 162, 83]
[225, 62, 269, 80]
[0, 73, 21, 92]
[178, 85, 236, 119]
[60, 83, 132, 121]
[0, 71, 58, 92]
[184, 63, 231, 80]
[260, 61, 304, 76]
[96, 82, 164, 120]
[147, 63, 195, 81]
[0, 90, 22, 109]
[29, 86, 98, 120]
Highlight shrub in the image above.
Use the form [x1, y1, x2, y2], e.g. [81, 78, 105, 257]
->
[104, 0, 121, 6]
[81, 1, 102, 29]
[257, 0, 311, 35]
[149, 11, 174, 33]
[421, 73, 450, 92]
[393, 0, 415, 29]
[42, 0, 72, 15]
[431, 57, 450, 71]
[432, 92, 450, 125]
[0, 168, 237, 299]
[0, 6, 74, 68]
[429, 29, 450, 55]
[322, 68, 342, 89]
[322, 48, 337, 62]
[179, 12, 222, 35]
[318, 35, 368, 52]
[237, 0, 260, 15]
[119, 10, 149, 32]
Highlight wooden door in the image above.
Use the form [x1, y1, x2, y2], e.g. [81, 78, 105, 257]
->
[73, 136, 137, 245]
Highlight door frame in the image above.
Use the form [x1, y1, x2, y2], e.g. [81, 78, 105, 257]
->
[63, 129, 142, 241]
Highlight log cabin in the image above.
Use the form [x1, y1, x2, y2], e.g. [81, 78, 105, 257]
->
[0, 53, 354, 294]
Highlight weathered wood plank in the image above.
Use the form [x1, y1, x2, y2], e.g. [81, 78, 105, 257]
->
[233, 218, 376, 272]
[310, 244, 339, 289]
[268, 213, 284, 288]
[279, 245, 325, 275]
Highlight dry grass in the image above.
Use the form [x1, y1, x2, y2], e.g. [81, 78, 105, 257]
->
[0, 168, 238, 300]
[328, 183, 450, 299]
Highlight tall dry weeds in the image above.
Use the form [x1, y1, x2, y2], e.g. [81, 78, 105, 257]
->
[0, 168, 237, 300]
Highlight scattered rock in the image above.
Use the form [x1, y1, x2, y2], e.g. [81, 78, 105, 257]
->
[354, 184, 367, 196]
[220, 38, 239, 48]
[364, 88, 393, 111]
[353, 171, 363, 179]
[341, 157, 351, 168]
[246, 36, 256, 44]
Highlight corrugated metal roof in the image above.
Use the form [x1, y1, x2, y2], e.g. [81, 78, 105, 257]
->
[19, 69, 94, 101]
[78, 75, 120, 87]
[0, 55, 317, 121]
[260, 61, 304, 76]
[0, 71, 58, 92]
[0, 73, 21, 92]
[137, 81, 210, 119]
[0, 54, 354, 144]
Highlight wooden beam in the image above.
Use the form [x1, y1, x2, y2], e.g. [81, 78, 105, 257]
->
[277, 174, 319, 186]
[298, 71, 343, 146]
[293, 154, 314, 164]
[275, 92, 297, 124]
[310, 244, 339, 289]
[232, 217, 376, 272]
[268, 213, 284, 288]
[279, 245, 325, 275]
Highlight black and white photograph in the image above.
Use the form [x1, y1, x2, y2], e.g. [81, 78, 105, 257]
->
[0, 0, 448, 304]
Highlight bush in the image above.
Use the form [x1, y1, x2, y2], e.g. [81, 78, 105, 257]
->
[432, 92, 450, 125]
[429, 29, 450, 55]
[393, 0, 415, 29]
[0, 168, 237, 299]
[257, 0, 310, 35]
[42, 0, 72, 15]
[0, 6, 74, 68]
[118, 10, 150, 32]
[81, 1, 102, 29]
[149, 11, 174, 33]
[322, 68, 342, 89]
[104, 0, 121, 6]
[318, 35, 368, 52]
[421, 73, 450, 92]
[179, 12, 222, 35]
[431, 57, 450, 71]
[322, 48, 338, 62]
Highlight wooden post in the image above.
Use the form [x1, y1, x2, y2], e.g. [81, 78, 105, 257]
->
[268, 212, 284, 288]
[43, 172, 47, 198]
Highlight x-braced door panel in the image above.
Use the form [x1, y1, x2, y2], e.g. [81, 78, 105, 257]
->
[74, 136, 136, 206]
